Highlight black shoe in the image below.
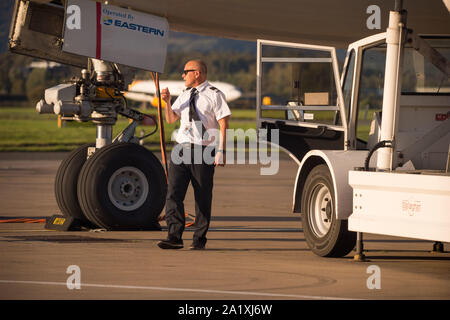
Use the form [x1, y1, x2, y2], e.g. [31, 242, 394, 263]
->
[157, 239, 183, 249]
[189, 242, 205, 250]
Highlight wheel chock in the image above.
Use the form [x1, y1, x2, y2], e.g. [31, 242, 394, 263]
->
[45, 215, 83, 231]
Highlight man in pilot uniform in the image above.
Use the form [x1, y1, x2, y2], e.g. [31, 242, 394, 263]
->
[158, 59, 231, 250]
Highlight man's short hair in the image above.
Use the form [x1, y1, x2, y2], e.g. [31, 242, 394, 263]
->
[192, 59, 207, 75]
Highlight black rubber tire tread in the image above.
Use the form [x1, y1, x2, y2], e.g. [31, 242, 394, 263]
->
[301, 164, 356, 257]
[54, 143, 97, 228]
[77, 142, 167, 230]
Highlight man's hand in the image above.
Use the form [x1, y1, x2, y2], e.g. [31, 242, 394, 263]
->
[214, 150, 225, 167]
[162, 87, 179, 124]
[215, 116, 229, 167]
[161, 87, 171, 104]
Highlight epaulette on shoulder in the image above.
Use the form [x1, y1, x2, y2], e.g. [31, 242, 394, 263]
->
[209, 86, 225, 97]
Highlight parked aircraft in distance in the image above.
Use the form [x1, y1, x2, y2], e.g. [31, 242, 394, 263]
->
[124, 80, 242, 106]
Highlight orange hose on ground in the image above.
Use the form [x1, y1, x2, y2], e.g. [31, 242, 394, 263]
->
[0, 218, 46, 223]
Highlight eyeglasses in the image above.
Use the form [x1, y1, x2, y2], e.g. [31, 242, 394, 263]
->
[182, 69, 198, 76]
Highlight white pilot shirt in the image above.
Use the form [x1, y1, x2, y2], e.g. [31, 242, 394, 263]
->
[171, 80, 232, 146]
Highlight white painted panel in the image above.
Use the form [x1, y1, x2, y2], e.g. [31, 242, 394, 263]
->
[348, 170, 450, 242]
[63, 0, 168, 72]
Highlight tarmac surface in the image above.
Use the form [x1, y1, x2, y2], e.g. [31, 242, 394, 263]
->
[0, 152, 449, 301]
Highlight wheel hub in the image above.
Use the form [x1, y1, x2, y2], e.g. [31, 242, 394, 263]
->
[309, 183, 332, 238]
[107, 166, 149, 212]
[120, 180, 135, 197]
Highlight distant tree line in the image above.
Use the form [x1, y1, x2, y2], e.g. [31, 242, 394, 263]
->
[137, 50, 257, 93]
[0, 52, 80, 103]
[0, 50, 257, 106]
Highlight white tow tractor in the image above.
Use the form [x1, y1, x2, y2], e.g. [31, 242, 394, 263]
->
[257, 3, 450, 257]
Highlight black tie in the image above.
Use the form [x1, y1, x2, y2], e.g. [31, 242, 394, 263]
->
[189, 88, 199, 122]
[189, 88, 208, 139]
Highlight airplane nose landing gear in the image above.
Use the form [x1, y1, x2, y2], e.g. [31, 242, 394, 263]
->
[47, 59, 166, 230]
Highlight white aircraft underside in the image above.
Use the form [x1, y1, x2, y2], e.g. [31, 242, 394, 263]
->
[34, 0, 450, 47]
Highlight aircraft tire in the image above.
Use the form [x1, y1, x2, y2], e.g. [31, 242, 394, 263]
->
[54, 143, 98, 228]
[301, 164, 356, 257]
[77, 142, 167, 230]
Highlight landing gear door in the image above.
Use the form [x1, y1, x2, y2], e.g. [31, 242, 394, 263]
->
[8, 0, 87, 68]
[256, 39, 348, 161]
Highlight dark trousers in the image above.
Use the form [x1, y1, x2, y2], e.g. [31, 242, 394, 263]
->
[165, 144, 215, 245]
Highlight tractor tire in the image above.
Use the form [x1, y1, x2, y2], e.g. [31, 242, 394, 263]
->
[301, 164, 356, 257]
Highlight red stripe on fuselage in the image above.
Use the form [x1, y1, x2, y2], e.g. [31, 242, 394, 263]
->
[96, 2, 102, 59]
